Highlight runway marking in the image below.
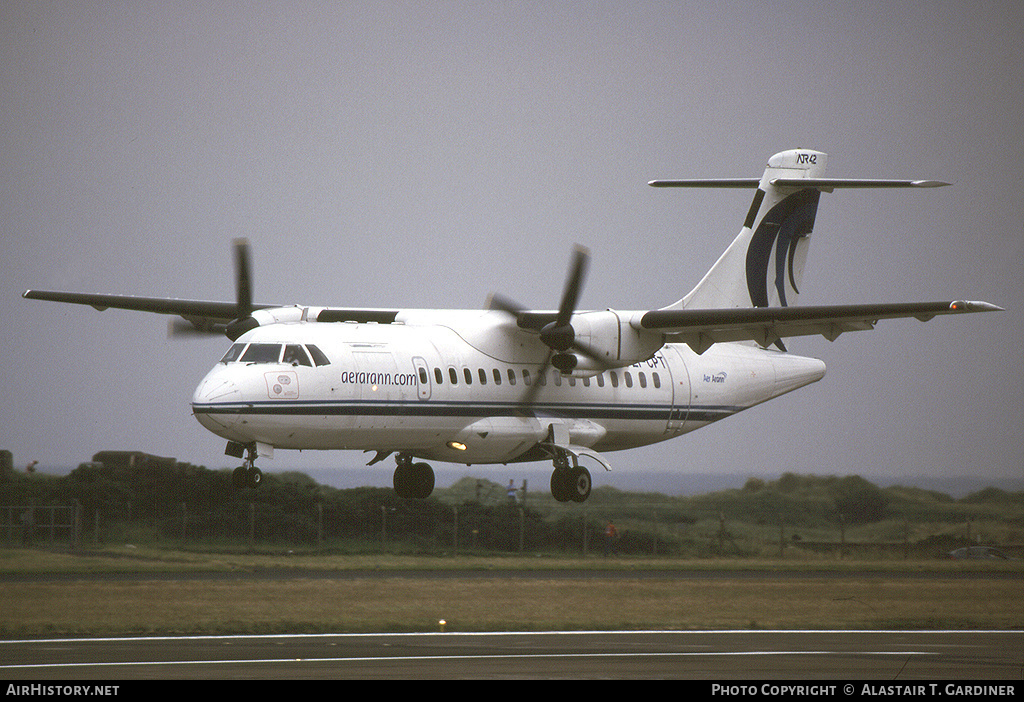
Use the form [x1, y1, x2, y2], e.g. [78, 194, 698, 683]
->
[0, 628, 1014, 644]
[4, 630, 1011, 672]
[1, 650, 936, 671]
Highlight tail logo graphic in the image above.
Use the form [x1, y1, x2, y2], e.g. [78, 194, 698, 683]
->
[745, 189, 820, 308]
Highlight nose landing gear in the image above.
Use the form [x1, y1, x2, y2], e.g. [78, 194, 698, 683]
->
[393, 453, 435, 499]
[228, 442, 263, 489]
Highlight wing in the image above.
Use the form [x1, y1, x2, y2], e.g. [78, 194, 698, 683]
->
[21, 290, 279, 335]
[641, 300, 1003, 354]
[22, 238, 276, 335]
[21, 290, 271, 320]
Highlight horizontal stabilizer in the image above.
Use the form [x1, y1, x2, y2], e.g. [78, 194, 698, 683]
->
[648, 178, 760, 188]
[770, 178, 950, 191]
[648, 178, 949, 190]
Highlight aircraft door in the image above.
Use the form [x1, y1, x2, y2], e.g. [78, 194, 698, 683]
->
[662, 346, 691, 434]
[412, 356, 431, 400]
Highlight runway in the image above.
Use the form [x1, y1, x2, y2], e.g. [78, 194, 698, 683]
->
[2, 630, 1020, 680]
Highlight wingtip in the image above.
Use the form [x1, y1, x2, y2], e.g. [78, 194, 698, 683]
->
[950, 300, 1004, 312]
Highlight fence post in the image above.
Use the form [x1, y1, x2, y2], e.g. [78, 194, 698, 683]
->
[652, 511, 659, 556]
[839, 513, 846, 559]
[903, 518, 910, 560]
[317, 503, 323, 551]
[72, 500, 81, 552]
[582, 508, 588, 556]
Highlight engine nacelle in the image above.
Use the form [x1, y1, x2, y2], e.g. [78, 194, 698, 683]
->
[227, 306, 308, 340]
[567, 309, 665, 373]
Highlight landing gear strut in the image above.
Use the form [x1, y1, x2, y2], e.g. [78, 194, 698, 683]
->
[549, 454, 592, 503]
[229, 443, 263, 489]
[392, 453, 435, 499]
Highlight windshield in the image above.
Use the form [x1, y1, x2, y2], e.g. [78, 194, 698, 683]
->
[220, 343, 331, 366]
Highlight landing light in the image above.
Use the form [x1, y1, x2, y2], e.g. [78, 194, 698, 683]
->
[447, 441, 467, 451]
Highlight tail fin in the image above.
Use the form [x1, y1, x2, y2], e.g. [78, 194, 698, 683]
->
[651, 149, 949, 312]
[658, 149, 827, 311]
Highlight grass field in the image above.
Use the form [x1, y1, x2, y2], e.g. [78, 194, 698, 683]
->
[2, 547, 1021, 637]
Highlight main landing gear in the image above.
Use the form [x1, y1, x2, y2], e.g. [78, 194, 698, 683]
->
[228, 443, 263, 489]
[393, 453, 435, 499]
[549, 454, 592, 503]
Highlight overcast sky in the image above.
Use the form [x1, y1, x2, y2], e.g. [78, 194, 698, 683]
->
[2, 1, 1021, 493]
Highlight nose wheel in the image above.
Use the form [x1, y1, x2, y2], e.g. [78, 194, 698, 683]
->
[393, 454, 435, 499]
[230, 444, 263, 489]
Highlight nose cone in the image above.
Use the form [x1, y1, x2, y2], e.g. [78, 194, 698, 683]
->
[192, 368, 243, 439]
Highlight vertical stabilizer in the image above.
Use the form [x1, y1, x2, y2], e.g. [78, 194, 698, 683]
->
[677, 149, 826, 311]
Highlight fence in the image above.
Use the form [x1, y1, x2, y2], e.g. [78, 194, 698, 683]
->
[2, 505, 80, 548]
[4, 497, 1013, 560]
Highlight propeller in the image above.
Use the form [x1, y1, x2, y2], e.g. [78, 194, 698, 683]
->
[233, 237, 253, 320]
[168, 238, 256, 340]
[489, 245, 608, 405]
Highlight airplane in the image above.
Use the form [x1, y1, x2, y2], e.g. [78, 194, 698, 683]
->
[23, 149, 1001, 501]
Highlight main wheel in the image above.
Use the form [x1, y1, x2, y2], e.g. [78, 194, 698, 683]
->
[569, 466, 592, 503]
[393, 462, 413, 498]
[550, 468, 572, 502]
[411, 462, 435, 499]
[394, 461, 435, 499]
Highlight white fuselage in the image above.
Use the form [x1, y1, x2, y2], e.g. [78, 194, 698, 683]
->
[191, 309, 826, 469]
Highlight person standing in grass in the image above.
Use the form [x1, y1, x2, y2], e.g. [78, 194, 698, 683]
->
[604, 520, 618, 556]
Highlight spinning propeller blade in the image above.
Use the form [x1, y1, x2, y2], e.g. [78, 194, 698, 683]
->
[489, 245, 607, 406]
[168, 238, 255, 339]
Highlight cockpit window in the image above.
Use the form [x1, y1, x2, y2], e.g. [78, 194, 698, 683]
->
[220, 342, 329, 366]
[306, 344, 331, 366]
[240, 344, 282, 364]
[283, 344, 312, 367]
[220, 343, 246, 364]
